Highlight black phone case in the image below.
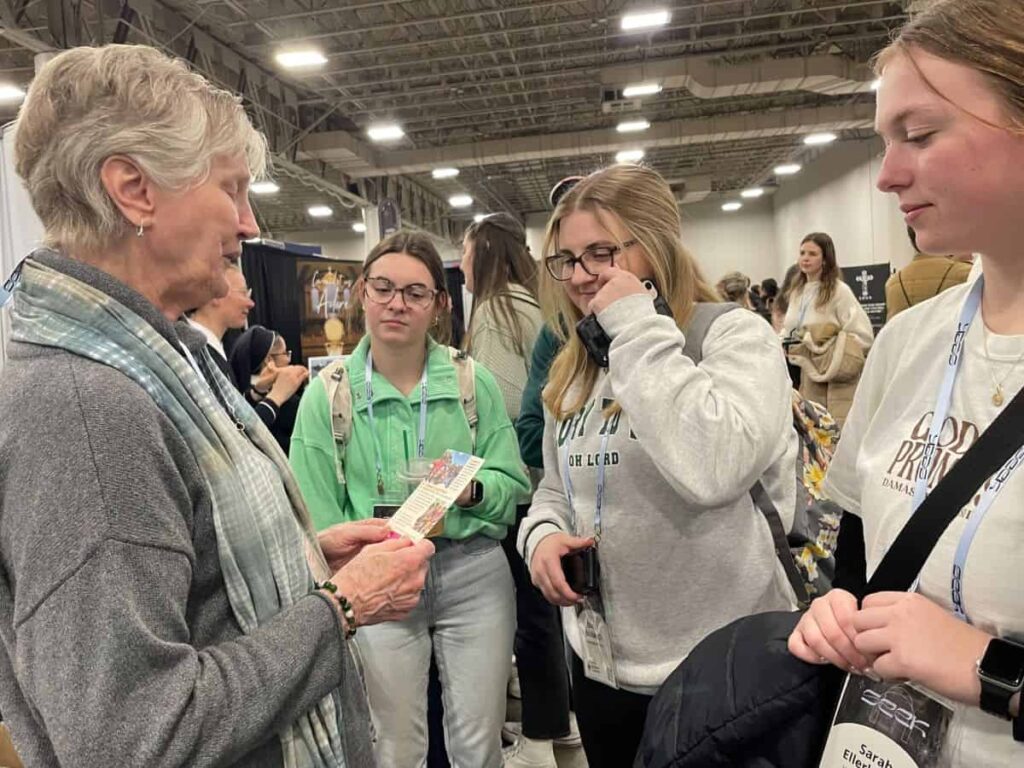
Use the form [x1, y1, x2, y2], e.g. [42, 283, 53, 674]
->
[576, 295, 673, 368]
[561, 547, 601, 595]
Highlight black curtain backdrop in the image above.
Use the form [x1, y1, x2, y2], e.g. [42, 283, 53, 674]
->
[241, 243, 340, 365]
[241, 241, 468, 358]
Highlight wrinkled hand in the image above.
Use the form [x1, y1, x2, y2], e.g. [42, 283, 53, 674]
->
[331, 537, 434, 626]
[529, 532, 595, 607]
[251, 362, 279, 394]
[788, 588, 874, 673]
[587, 266, 649, 316]
[267, 364, 309, 405]
[318, 518, 390, 572]
[852, 592, 990, 704]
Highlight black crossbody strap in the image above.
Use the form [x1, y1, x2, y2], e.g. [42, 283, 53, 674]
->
[751, 481, 812, 608]
[865, 383, 1024, 595]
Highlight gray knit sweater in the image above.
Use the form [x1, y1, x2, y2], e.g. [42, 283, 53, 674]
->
[0, 253, 375, 767]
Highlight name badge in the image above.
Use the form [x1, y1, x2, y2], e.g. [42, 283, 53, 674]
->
[577, 594, 617, 689]
[818, 674, 954, 768]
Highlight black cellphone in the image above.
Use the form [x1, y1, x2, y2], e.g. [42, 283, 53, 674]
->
[372, 504, 400, 520]
[561, 546, 601, 596]
[576, 293, 674, 368]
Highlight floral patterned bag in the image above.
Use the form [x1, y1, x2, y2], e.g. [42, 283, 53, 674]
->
[788, 390, 843, 599]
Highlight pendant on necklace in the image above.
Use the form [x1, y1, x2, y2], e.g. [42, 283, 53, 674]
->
[993, 387, 1005, 407]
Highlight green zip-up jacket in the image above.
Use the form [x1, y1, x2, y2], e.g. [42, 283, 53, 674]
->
[290, 335, 530, 538]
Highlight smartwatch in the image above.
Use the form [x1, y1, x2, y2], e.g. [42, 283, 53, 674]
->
[468, 479, 484, 506]
[977, 637, 1024, 720]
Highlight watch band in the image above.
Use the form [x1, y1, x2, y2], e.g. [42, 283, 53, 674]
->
[980, 682, 1015, 721]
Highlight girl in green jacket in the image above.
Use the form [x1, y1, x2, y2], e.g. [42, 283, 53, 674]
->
[290, 231, 529, 768]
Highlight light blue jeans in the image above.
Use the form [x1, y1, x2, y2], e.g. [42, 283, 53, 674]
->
[355, 535, 514, 768]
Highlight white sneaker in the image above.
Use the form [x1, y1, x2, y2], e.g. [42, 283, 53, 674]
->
[507, 670, 521, 700]
[502, 736, 558, 767]
[502, 712, 581, 749]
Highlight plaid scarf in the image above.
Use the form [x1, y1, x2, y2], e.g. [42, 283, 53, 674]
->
[10, 257, 364, 768]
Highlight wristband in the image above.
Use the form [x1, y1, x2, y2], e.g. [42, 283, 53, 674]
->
[317, 581, 357, 639]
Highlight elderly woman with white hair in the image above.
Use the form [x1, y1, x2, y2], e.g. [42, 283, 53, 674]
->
[0, 44, 435, 768]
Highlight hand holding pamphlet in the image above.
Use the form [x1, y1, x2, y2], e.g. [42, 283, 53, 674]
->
[386, 450, 484, 541]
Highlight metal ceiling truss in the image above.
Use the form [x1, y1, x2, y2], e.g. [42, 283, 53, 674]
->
[2, 0, 912, 232]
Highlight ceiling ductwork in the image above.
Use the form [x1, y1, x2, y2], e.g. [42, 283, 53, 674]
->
[598, 54, 876, 100]
[300, 103, 875, 178]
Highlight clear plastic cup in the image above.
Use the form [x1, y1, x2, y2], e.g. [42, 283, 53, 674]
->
[397, 457, 434, 497]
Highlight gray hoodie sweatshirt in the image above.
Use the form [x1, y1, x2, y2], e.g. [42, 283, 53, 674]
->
[519, 294, 799, 694]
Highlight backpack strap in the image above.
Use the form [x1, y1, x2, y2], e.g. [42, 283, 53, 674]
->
[317, 359, 353, 485]
[681, 302, 741, 364]
[681, 302, 812, 606]
[448, 347, 478, 449]
[318, 347, 479, 485]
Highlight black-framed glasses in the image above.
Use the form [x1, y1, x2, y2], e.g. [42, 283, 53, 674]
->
[544, 240, 637, 281]
[270, 348, 291, 360]
[364, 276, 438, 309]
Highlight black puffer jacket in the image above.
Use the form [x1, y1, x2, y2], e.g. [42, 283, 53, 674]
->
[634, 610, 844, 768]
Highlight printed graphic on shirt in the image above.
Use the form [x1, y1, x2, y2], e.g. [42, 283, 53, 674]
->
[557, 397, 638, 469]
[882, 411, 981, 508]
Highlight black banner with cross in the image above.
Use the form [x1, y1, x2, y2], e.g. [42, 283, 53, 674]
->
[842, 263, 891, 333]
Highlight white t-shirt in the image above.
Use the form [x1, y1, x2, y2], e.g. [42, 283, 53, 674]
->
[824, 282, 1024, 765]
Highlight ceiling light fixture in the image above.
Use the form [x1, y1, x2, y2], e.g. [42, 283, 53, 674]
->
[721, 202, 743, 212]
[804, 132, 837, 146]
[0, 84, 25, 102]
[774, 163, 803, 176]
[250, 181, 280, 195]
[275, 49, 327, 69]
[308, 205, 333, 218]
[352, 222, 367, 233]
[432, 167, 460, 179]
[621, 10, 671, 31]
[473, 213, 487, 223]
[622, 83, 662, 98]
[615, 148, 645, 163]
[449, 194, 473, 208]
[616, 118, 651, 133]
[367, 123, 405, 142]
[740, 187, 764, 199]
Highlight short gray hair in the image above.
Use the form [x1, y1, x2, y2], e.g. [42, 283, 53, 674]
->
[14, 44, 268, 254]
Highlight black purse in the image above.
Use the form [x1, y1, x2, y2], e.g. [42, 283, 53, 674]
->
[635, 384, 1024, 768]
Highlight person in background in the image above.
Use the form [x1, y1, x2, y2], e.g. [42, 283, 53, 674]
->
[885, 225, 973, 320]
[717, 270, 755, 310]
[229, 325, 309, 452]
[780, 233, 874, 423]
[0, 43, 433, 768]
[519, 164, 799, 767]
[186, 264, 254, 385]
[290, 231, 530, 768]
[760, 277, 780, 320]
[459, 214, 579, 767]
[789, 1, 1024, 761]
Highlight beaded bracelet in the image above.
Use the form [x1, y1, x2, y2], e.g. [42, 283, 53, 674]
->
[317, 581, 358, 639]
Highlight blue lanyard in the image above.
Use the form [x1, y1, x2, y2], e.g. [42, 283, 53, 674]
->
[908, 277, 1024, 623]
[365, 349, 428, 495]
[562, 416, 613, 542]
[796, 283, 817, 329]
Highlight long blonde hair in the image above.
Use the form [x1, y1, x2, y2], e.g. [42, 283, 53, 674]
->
[541, 164, 719, 420]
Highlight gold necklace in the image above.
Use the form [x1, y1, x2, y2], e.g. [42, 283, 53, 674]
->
[980, 322, 1024, 406]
